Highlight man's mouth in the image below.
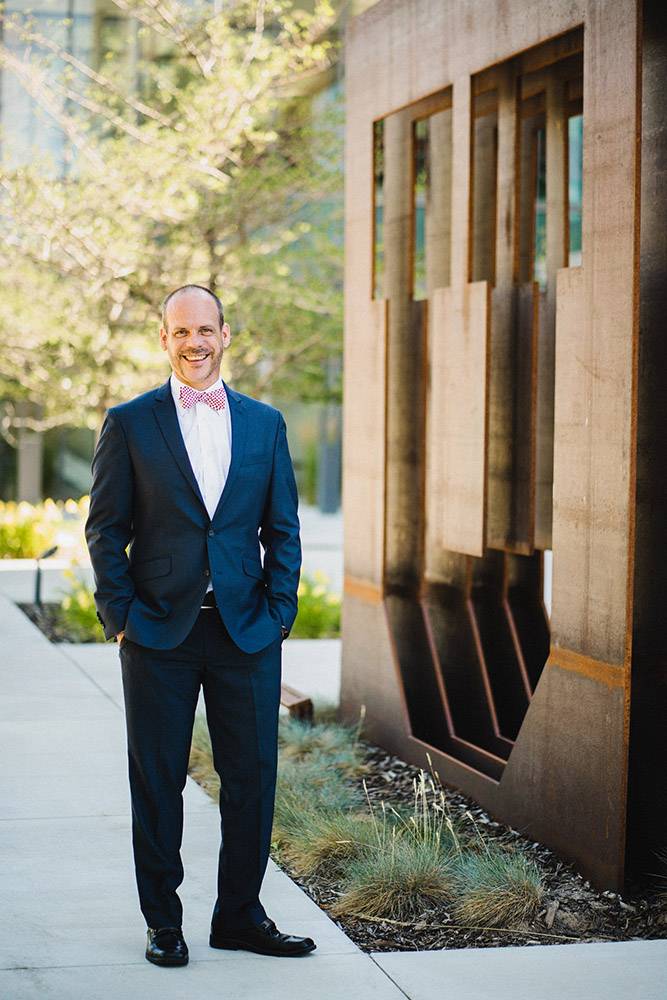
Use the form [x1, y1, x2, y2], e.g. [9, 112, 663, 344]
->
[182, 354, 210, 363]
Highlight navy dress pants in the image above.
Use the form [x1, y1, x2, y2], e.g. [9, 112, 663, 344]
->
[119, 606, 282, 932]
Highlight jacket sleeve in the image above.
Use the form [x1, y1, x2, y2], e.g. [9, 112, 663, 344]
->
[259, 412, 302, 634]
[84, 409, 135, 641]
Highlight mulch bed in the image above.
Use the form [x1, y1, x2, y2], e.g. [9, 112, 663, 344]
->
[20, 600, 667, 952]
[273, 741, 667, 952]
[18, 601, 90, 643]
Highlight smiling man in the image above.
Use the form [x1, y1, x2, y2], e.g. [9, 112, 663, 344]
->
[85, 284, 314, 967]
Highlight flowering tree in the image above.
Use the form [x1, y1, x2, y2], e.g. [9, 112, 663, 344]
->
[0, 0, 343, 441]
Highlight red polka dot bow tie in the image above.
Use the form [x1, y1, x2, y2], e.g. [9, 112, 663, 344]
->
[178, 383, 227, 411]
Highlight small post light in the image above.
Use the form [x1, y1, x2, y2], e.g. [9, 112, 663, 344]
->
[35, 545, 58, 608]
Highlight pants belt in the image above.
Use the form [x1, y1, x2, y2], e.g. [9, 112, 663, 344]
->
[200, 591, 217, 609]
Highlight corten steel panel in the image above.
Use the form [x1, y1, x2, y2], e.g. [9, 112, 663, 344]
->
[534, 75, 568, 551]
[496, 653, 628, 888]
[423, 72, 490, 558]
[488, 282, 539, 552]
[551, 264, 633, 663]
[486, 65, 534, 555]
[341, 296, 387, 588]
[427, 283, 489, 558]
[342, 0, 646, 891]
[383, 111, 426, 590]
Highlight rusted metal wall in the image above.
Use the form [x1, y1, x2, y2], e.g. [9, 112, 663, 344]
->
[340, 0, 658, 891]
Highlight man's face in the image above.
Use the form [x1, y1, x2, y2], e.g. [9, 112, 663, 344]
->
[159, 290, 231, 390]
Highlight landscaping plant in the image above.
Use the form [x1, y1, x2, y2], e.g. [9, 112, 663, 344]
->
[55, 566, 100, 642]
[290, 570, 340, 637]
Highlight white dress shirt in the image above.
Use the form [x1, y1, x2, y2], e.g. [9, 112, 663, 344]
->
[170, 372, 232, 592]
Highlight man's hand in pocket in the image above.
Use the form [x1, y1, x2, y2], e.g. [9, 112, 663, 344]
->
[117, 630, 125, 645]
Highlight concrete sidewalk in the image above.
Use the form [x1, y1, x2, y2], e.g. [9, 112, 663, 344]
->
[1, 590, 665, 999]
[0, 594, 400, 1000]
[373, 939, 666, 1000]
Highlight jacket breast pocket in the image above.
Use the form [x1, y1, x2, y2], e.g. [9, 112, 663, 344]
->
[131, 555, 172, 582]
[242, 555, 265, 581]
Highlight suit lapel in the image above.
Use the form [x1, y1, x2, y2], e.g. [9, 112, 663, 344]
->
[212, 379, 248, 524]
[151, 375, 248, 521]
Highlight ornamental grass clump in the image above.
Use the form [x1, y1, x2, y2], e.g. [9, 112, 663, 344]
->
[278, 714, 364, 778]
[279, 809, 379, 878]
[272, 709, 369, 867]
[331, 825, 456, 921]
[389, 768, 464, 857]
[272, 754, 364, 844]
[331, 768, 462, 921]
[449, 845, 545, 927]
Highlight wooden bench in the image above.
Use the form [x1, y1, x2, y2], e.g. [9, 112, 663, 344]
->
[280, 683, 313, 722]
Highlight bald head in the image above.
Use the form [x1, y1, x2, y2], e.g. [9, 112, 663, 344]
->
[161, 284, 224, 334]
[159, 284, 231, 390]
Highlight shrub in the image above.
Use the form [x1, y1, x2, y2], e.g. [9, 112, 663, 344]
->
[291, 570, 340, 637]
[0, 495, 89, 560]
[0, 499, 59, 558]
[55, 566, 100, 642]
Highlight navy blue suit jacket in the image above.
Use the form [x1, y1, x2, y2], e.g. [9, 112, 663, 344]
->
[84, 376, 301, 653]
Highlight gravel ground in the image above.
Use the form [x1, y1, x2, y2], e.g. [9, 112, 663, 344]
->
[19, 600, 667, 953]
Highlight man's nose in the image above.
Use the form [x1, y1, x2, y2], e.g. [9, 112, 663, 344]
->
[185, 332, 207, 347]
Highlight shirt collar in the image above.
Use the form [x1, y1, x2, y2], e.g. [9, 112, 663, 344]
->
[170, 371, 225, 410]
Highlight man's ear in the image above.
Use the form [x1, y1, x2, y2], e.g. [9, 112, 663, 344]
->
[159, 326, 167, 350]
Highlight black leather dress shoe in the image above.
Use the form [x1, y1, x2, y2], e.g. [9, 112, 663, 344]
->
[145, 926, 189, 966]
[209, 917, 316, 957]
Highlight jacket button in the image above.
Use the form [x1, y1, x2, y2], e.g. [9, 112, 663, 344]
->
[208, 529, 214, 537]
[204, 569, 210, 576]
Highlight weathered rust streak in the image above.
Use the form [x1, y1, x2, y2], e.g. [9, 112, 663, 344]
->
[547, 646, 625, 688]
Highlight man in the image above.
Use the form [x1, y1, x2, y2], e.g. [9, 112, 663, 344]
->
[85, 284, 315, 967]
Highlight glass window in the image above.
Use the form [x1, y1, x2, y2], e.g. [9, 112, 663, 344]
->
[372, 118, 384, 299]
[412, 116, 428, 301]
[568, 113, 583, 267]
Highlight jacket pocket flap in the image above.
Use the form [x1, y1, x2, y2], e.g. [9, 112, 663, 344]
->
[131, 555, 172, 582]
[242, 555, 265, 580]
